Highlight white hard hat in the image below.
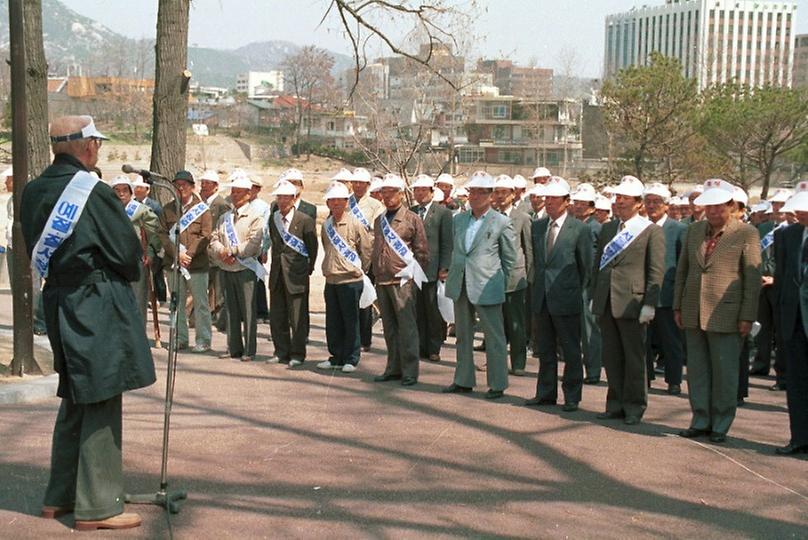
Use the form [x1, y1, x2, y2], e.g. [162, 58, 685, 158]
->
[249, 176, 263, 188]
[528, 184, 545, 197]
[324, 181, 351, 200]
[199, 169, 220, 183]
[435, 173, 454, 186]
[611, 175, 645, 198]
[643, 182, 672, 203]
[452, 187, 469, 198]
[432, 188, 445, 203]
[110, 175, 132, 190]
[694, 178, 735, 206]
[493, 174, 515, 190]
[782, 180, 808, 213]
[733, 186, 748, 206]
[571, 182, 597, 202]
[542, 176, 571, 197]
[272, 180, 298, 196]
[331, 168, 354, 182]
[594, 194, 612, 211]
[531, 167, 551, 179]
[410, 174, 435, 189]
[465, 170, 494, 189]
[369, 178, 383, 192]
[512, 174, 528, 189]
[132, 178, 150, 189]
[279, 168, 304, 183]
[768, 189, 793, 204]
[352, 167, 372, 183]
[381, 173, 405, 191]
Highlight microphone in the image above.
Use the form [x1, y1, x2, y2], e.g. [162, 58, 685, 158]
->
[122, 164, 164, 183]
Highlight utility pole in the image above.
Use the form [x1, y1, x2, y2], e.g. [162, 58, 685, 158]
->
[8, 0, 35, 376]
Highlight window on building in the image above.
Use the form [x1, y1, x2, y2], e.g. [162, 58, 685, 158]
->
[492, 104, 508, 119]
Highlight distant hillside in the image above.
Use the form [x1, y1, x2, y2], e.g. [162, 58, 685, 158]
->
[0, 0, 353, 88]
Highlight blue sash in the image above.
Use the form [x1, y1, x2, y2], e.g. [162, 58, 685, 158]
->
[125, 199, 141, 219]
[599, 217, 652, 270]
[31, 170, 98, 279]
[349, 195, 371, 229]
[325, 216, 376, 307]
[224, 212, 267, 281]
[379, 214, 427, 288]
[273, 211, 308, 258]
[760, 222, 787, 252]
[179, 201, 209, 233]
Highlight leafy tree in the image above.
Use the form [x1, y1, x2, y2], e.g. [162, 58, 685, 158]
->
[601, 52, 698, 183]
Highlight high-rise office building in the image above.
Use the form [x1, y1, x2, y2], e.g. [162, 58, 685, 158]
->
[793, 34, 808, 88]
[604, 0, 797, 90]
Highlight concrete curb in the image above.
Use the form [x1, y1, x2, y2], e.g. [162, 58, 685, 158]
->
[0, 328, 58, 404]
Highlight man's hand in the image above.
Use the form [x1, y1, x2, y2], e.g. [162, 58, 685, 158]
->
[739, 320, 753, 337]
[179, 252, 192, 268]
[639, 305, 656, 324]
[674, 309, 684, 329]
[438, 268, 448, 281]
[761, 276, 774, 287]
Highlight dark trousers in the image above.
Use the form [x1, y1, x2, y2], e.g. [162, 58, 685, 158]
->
[582, 290, 602, 379]
[325, 281, 363, 366]
[503, 288, 528, 371]
[600, 300, 648, 418]
[785, 315, 808, 446]
[44, 395, 124, 521]
[645, 307, 684, 385]
[269, 273, 310, 361]
[416, 281, 446, 357]
[377, 282, 419, 380]
[753, 287, 786, 384]
[685, 329, 741, 435]
[256, 277, 269, 319]
[151, 255, 166, 303]
[738, 336, 750, 400]
[222, 269, 257, 357]
[359, 307, 373, 347]
[535, 304, 583, 404]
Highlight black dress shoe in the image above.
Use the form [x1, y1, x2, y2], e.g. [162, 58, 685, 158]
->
[775, 443, 808, 456]
[748, 367, 769, 376]
[679, 427, 709, 438]
[442, 383, 472, 394]
[401, 377, 417, 386]
[484, 389, 504, 399]
[562, 402, 579, 412]
[769, 382, 786, 391]
[624, 416, 641, 425]
[667, 384, 682, 395]
[709, 432, 726, 443]
[374, 373, 402, 382]
[596, 411, 624, 419]
[583, 376, 601, 385]
[524, 397, 556, 407]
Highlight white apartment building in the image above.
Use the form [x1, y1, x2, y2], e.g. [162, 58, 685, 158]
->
[235, 71, 284, 98]
[604, 0, 797, 90]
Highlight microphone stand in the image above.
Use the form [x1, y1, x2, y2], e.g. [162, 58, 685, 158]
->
[125, 172, 187, 514]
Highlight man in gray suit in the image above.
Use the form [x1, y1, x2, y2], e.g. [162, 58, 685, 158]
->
[443, 171, 517, 399]
[591, 176, 665, 425]
[526, 177, 591, 411]
[493, 175, 532, 375]
[643, 183, 687, 395]
[773, 182, 808, 455]
[411, 174, 453, 362]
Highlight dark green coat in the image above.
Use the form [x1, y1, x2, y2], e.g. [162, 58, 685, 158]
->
[21, 153, 156, 404]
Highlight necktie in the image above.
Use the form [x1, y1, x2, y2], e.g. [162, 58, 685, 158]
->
[546, 221, 557, 255]
[418, 206, 426, 219]
[618, 221, 625, 232]
[282, 216, 289, 232]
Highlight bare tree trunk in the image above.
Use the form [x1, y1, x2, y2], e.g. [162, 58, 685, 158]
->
[24, 0, 49, 177]
[150, 0, 190, 187]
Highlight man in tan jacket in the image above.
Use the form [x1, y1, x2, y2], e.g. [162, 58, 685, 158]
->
[674, 179, 761, 443]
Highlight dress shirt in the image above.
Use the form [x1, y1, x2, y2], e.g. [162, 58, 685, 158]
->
[546, 211, 567, 251]
[653, 214, 668, 227]
[280, 207, 295, 233]
[417, 201, 433, 219]
[465, 209, 490, 252]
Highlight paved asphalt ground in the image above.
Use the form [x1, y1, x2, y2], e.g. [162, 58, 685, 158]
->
[0, 297, 806, 539]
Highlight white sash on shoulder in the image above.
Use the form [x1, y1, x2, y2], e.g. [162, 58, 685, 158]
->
[273, 211, 309, 258]
[599, 217, 653, 270]
[379, 214, 427, 289]
[760, 222, 787, 252]
[125, 199, 141, 219]
[349, 195, 371, 229]
[324, 217, 376, 308]
[179, 201, 209, 233]
[31, 170, 99, 279]
[224, 211, 267, 281]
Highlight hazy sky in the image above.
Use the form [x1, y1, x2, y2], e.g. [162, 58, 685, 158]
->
[60, 0, 808, 78]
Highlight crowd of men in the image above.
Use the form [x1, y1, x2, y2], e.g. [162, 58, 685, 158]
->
[12, 115, 808, 530]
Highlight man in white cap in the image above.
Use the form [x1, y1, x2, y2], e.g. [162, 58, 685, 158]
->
[247, 173, 272, 323]
[642, 182, 687, 395]
[372, 173, 429, 386]
[157, 170, 213, 353]
[369, 177, 384, 202]
[674, 178, 761, 443]
[317, 181, 373, 373]
[435, 173, 459, 211]
[350, 167, 385, 351]
[668, 197, 682, 221]
[199, 169, 232, 330]
[527, 184, 546, 220]
[266, 180, 318, 367]
[209, 172, 265, 362]
[274, 168, 318, 220]
[510, 174, 531, 216]
[442, 171, 517, 399]
[452, 187, 469, 214]
[22, 115, 154, 530]
[591, 175, 665, 425]
[593, 194, 612, 225]
[132, 177, 166, 303]
[772, 180, 808, 455]
[525, 176, 591, 411]
[111, 175, 161, 326]
[410, 174, 453, 362]
[572, 182, 603, 384]
[531, 167, 551, 186]
[491, 174, 532, 375]
[684, 185, 705, 223]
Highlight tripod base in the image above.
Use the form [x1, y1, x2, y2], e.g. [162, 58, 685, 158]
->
[125, 490, 187, 514]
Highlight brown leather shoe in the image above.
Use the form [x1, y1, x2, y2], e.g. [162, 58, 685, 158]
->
[41, 505, 73, 519]
[75, 512, 142, 531]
